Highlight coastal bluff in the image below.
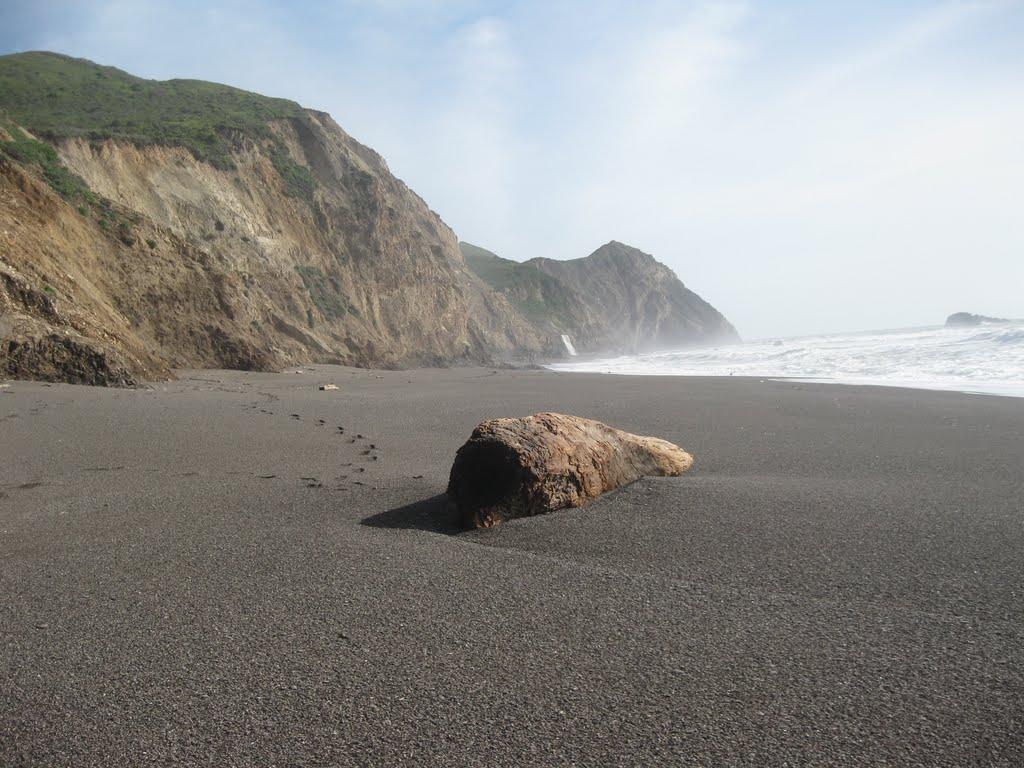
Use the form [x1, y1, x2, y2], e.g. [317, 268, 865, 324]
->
[462, 240, 739, 355]
[0, 52, 738, 385]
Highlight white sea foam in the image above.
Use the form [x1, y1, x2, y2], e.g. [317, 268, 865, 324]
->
[548, 322, 1024, 397]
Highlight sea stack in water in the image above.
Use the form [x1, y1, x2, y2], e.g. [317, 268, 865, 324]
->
[945, 312, 1011, 327]
[447, 412, 693, 528]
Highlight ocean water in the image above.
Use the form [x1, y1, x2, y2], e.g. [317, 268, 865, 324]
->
[548, 322, 1024, 397]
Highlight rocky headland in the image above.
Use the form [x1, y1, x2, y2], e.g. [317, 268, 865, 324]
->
[0, 52, 737, 384]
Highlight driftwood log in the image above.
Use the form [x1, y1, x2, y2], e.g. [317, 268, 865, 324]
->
[447, 412, 693, 528]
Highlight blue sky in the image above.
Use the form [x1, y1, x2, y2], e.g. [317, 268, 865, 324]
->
[2, 0, 1023, 336]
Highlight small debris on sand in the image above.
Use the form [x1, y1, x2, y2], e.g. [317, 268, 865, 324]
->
[319, 384, 338, 391]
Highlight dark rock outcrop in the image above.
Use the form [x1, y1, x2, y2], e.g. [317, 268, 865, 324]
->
[447, 412, 693, 528]
[0, 333, 137, 386]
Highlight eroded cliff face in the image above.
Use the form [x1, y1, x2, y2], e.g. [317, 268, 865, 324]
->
[460, 242, 603, 355]
[0, 53, 736, 385]
[0, 153, 170, 384]
[0, 108, 543, 383]
[529, 241, 739, 352]
[56, 111, 543, 367]
[463, 240, 739, 355]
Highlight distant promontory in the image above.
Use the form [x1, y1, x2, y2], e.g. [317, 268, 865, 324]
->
[945, 312, 1012, 327]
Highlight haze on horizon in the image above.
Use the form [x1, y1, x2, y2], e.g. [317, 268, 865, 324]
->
[2, 0, 1022, 339]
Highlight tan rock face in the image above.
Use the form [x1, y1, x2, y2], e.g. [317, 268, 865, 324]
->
[1, 107, 546, 384]
[447, 412, 693, 528]
[0, 157, 172, 383]
[1, 55, 738, 384]
[50, 113, 545, 372]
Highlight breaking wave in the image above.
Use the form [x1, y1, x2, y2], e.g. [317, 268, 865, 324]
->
[548, 322, 1024, 397]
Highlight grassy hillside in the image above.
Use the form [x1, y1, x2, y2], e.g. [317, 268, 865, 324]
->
[0, 119, 94, 204]
[460, 242, 580, 331]
[0, 51, 306, 171]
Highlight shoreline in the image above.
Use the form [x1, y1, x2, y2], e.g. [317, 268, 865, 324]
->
[546, 321, 1024, 399]
[543, 368, 1024, 399]
[2, 365, 1022, 764]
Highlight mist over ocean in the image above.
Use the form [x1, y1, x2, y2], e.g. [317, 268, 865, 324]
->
[549, 322, 1024, 397]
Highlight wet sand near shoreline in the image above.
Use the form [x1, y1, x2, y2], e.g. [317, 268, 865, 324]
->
[2, 366, 1022, 766]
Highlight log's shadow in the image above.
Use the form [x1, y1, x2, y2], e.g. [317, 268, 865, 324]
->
[361, 493, 462, 534]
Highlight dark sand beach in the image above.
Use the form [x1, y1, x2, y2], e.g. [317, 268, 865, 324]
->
[2, 367, 1022, 766]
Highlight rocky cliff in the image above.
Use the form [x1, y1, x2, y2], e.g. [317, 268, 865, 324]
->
[463, 240, 739, 354]
[1, 52, 737, 385]
[0, 52, 543, 383]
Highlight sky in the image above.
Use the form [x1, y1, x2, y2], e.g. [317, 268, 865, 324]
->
[2, 0, 1023, 338]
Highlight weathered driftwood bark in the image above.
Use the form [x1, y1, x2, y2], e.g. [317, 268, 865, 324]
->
[447, 412, 693, 528]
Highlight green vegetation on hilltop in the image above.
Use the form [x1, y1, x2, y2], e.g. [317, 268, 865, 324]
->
[1, 113, 141, 243]
[0, 51, 308, 172]
[0, 118, 95, 205]
[460, 242, 579, 331]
